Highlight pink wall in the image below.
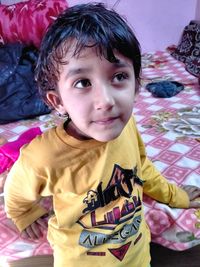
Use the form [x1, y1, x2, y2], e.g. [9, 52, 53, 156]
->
[67, 0, 198, 52]
[196, 0, 200, 20]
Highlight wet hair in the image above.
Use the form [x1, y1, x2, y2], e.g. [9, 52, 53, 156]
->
[35, 2, 141, 104]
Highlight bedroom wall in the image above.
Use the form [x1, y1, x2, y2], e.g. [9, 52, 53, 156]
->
[67, 0, 199, 53]
[195, 0, 200, 20]
[1, 0, 198, 52]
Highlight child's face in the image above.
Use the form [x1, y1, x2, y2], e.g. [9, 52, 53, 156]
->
[47, 45, 136, 142]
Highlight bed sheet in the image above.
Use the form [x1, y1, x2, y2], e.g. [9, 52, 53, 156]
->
[0, 50, 200, 263]
[136, 50, 200, 251]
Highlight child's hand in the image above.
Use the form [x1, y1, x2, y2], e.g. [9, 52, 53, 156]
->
[181, 185, 200, 208]
[20, 215, 48, 240]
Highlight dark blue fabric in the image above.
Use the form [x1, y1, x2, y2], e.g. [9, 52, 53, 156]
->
[145, 81, 184, 98]
[0, 43, 51, 124]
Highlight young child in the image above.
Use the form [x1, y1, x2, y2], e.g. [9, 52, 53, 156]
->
[4, 3, 200, 267]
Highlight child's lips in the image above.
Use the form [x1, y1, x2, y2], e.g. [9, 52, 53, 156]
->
[93, 116, 119, 125]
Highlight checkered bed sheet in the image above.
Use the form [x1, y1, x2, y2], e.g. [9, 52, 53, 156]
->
[135, 50, 200, 250]
[0, 50, 200, 263]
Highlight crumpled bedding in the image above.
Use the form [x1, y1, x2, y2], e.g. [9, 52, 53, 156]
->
[0, 127, 42, 174]
[0, 43, 51, 124]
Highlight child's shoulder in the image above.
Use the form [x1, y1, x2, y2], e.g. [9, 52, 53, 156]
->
[20, 125, 61, 164]
[125, 116, 137, 134]
[27, 126, 57, 148]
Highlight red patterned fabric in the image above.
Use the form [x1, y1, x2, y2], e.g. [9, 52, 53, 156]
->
[0, 0, 68, 48]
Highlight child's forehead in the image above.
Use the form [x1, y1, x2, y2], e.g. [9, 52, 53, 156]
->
[62, 39, 101, 59]
[61, 39, 130, 64]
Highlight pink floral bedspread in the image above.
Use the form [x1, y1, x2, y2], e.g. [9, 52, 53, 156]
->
[0, 50, 200, 263]
[136, 50, 200, 250]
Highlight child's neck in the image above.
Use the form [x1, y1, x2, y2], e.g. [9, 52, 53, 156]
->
[64, 120, 92, 141]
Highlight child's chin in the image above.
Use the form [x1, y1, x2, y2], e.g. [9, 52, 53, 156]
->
[94, 132, 121, 142]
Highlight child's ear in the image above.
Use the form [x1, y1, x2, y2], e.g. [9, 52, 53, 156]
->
[46, 91, 66, 115]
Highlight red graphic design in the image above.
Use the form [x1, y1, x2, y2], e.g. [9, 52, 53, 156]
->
[108, 241, 131, 261]
[87, 251, 106, 256]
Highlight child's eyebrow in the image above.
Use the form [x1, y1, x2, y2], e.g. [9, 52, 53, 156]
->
[65, 68, 90, 80]
[113, 61, 133, 69]
[65, 61, 132, 80]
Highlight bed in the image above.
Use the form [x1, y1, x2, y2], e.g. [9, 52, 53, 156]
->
[0, 1, 200, 265]
[0, 49, 199, 264]
[137, 50, 200, 250]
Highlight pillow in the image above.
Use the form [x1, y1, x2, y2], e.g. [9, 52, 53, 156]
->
[1, 0, 29, 4]
[0, 0, 68, 48]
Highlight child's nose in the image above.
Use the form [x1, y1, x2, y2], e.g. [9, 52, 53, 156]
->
[93, 85, 115, 110]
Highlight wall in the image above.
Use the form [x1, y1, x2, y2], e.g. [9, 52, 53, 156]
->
[67, 0, 198, 52]
[195, 0, 200, 20]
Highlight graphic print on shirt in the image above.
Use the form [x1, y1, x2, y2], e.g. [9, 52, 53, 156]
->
[78, 164, 143, 260]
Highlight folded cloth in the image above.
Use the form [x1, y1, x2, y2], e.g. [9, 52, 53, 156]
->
[0, 127, 42, 174]
[145, 81, 184, 98]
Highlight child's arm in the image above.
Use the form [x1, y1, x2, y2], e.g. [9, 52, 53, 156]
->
[142, 156, 200, 209]
[181, 185, 200, 208]
[141, 155, 191, 208]
[21, 215, 48, 240]
[4, 151, 49, 235]
[134, 119, 200, 208]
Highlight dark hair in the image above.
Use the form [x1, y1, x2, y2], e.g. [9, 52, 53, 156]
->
[35, 3, 141, 104]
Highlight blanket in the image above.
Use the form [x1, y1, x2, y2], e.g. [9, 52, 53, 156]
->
[0, 43, 51, 124]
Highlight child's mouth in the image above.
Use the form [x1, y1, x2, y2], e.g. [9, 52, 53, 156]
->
[93, 116, 119, 125]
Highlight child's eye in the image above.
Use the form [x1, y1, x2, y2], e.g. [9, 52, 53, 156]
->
[113, 72, 129, 83]
[74, 79, 91, 89]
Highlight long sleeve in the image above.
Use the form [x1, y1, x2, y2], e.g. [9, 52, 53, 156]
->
[135, 123, 189, 208]
[4, 147, 48, 232]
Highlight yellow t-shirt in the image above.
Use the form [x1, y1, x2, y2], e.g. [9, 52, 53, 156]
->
[4, 117, 189, 267]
